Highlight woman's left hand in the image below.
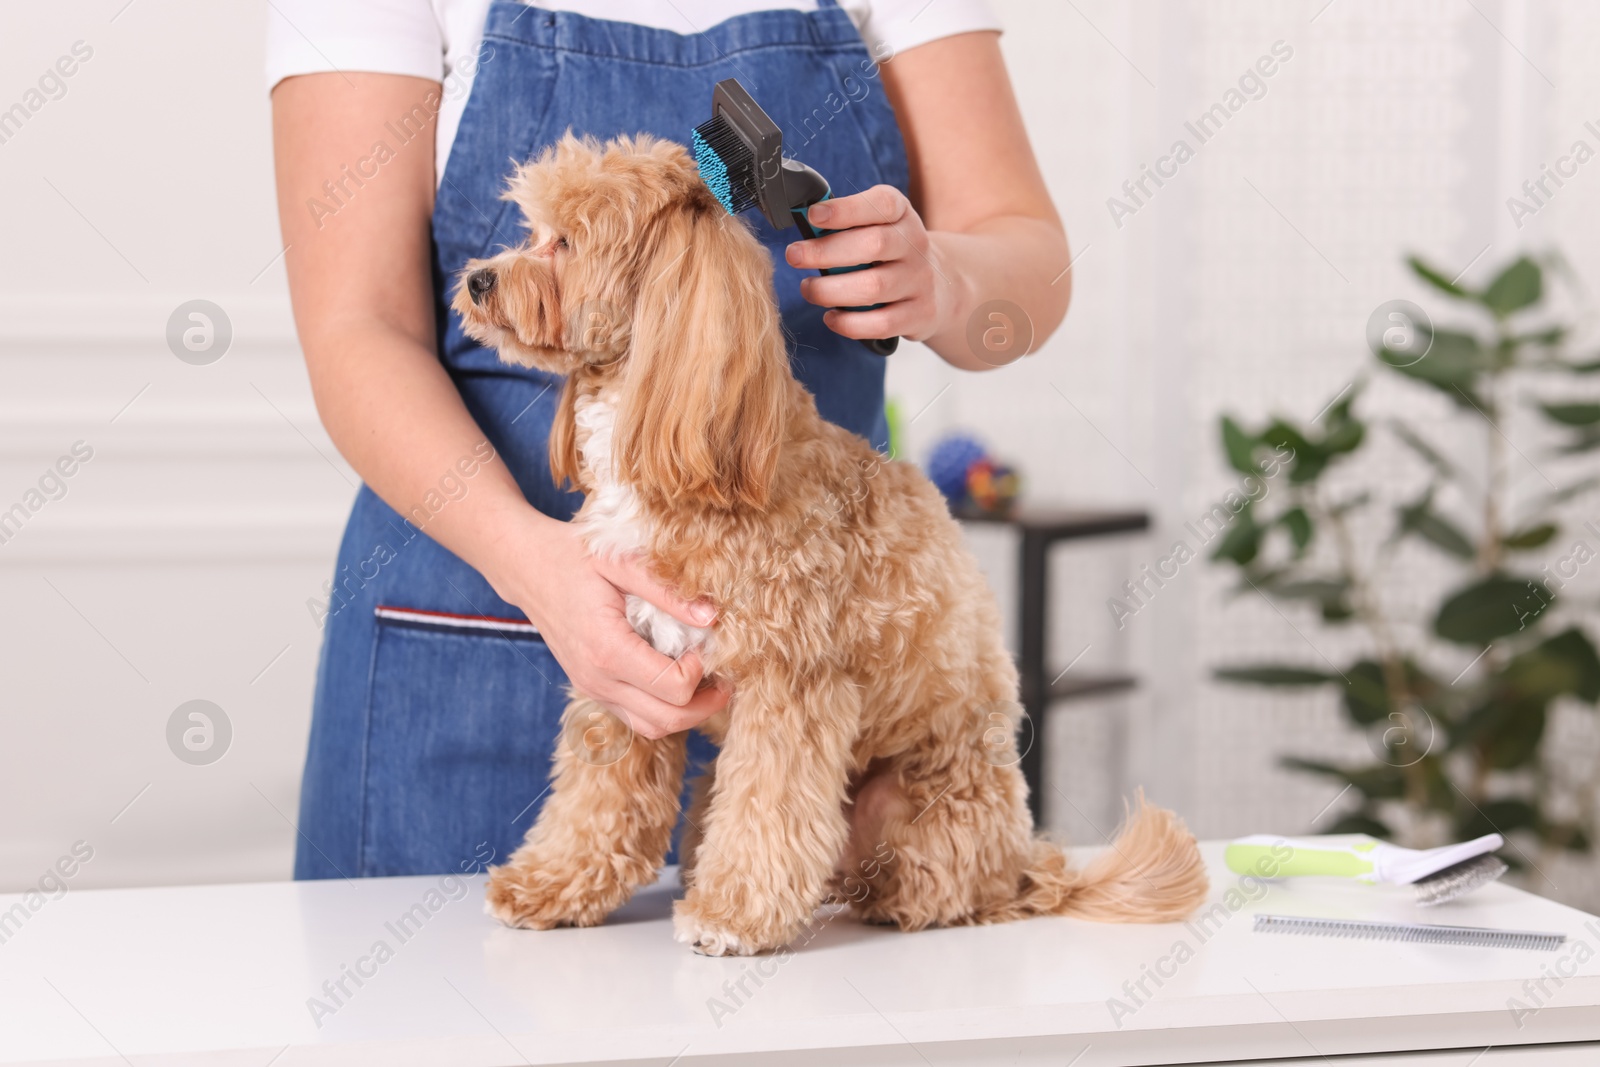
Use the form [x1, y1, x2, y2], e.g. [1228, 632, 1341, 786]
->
[786, 185, 950, 344]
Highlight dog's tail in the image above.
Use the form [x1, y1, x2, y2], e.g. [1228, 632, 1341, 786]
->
[984, 792, 1209, 924]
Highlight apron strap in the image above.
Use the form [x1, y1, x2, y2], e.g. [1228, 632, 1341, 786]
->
[815, 0, 840, 8]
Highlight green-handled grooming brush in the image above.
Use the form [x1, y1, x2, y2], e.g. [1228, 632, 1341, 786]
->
[692, 77, 899, 357]
[1226, 833, 1508, 906]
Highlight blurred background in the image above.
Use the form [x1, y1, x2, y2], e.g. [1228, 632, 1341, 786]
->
[3, 0, 1599, 910]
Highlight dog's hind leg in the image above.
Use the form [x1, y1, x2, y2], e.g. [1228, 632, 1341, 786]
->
[672, 669, 858, 956]
[487, 696, 686, 930]
[843, 745, 1036, 931]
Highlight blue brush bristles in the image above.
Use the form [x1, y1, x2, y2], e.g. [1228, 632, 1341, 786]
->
[691, 129, 733, 214]
[692, 115, 757, 216]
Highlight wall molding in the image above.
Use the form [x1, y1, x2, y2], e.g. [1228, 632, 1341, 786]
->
[0, 509, 348, 565]
[0, 294, 299, 353]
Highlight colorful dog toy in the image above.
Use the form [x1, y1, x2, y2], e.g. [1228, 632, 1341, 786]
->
[926, 432, 1020, 517]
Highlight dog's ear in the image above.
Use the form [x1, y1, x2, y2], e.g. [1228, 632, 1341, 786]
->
[615, 208, 789, 510]
[547, 377, 582, 493]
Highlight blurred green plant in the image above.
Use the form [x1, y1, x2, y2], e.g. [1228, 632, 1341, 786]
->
[1212, 254, 1600, 862]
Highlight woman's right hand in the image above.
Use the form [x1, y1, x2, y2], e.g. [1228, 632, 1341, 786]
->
[485, 504, 729, 740]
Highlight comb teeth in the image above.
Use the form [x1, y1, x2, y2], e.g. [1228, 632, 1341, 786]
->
[1254, 913, 1565, 951]
[692, 114, 758, 216]
[1415, 854, 1509, 907]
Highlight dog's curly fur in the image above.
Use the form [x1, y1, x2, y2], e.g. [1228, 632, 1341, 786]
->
[454, 133, 1208, 956]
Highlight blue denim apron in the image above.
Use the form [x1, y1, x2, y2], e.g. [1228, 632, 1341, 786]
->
[294, 0, 909, 879]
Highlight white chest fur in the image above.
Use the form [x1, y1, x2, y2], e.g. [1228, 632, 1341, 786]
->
[572, 394, 714, 662]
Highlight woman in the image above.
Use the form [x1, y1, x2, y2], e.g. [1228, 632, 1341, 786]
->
[269, 0, 1069, 879]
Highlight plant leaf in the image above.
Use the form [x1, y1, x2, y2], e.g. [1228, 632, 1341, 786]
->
[1513, 325, 1567, 347]
[1502, 626, 1600, 703]
[1558, 427, 1600, 454]
[1456, 798, 1540, 838]
[1342, 660, 1391, 725]
[1220, 416, 1262, 475]
[1396, 489, 1476, 560]
[1261, 420, 1330, 484]
[1321, 598, 1356, 623]
[1537, 819, 1591, 853]
[1407, 255, 1472, 299]
[1214, 666, 1339, 686]
[1541, 402, 1600, 426]
[1210, 503, 1263, 565]
[1390, 421, 1458, 481]
[1434, 574, 1554, 645]
[1282, 757, 1406, 799]
[1321, 418, 1366, 455]
[1477, 702, 1548, 769]
[1381, 328, 1488, 408]
[1531, 476, 1600, 511]
[1502, 523, 1557, 551]
[1561, 354, 1600, 373]
[1480, 257, 1543, 317]
[1280, 507, 1313, 556]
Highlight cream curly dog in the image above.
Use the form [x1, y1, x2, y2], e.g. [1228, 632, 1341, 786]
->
[454, 133, 1207, 956]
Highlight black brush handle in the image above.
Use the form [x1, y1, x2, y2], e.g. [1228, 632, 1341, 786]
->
[793, 207, 899, 357]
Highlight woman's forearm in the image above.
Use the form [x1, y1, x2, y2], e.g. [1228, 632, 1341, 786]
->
[922, 214, 1070, 370]
[273, 73, 550, 601]
[298, 315, 548, 598]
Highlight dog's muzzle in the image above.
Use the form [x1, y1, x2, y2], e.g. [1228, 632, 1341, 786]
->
[467, 269, 497, 305]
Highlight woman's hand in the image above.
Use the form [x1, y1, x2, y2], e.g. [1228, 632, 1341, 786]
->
[786, 186, 952, 345]
[789, 32, 1071, 370]
[485, 506, 729, 740]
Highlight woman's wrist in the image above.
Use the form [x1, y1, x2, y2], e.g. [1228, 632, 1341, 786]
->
[473, 491, 562, 612]
[921, 231, 973, 351]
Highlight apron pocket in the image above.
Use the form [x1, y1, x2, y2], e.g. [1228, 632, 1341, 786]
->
[359, 605, 567, 877]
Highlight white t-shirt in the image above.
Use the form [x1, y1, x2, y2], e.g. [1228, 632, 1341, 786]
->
[265, 0, 1000, 182]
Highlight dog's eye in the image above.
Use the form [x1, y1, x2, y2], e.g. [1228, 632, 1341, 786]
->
[555, 237, 569, 252]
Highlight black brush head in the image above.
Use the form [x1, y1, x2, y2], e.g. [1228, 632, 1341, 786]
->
[692, 114, 759, 216]
[691, 78, 787, 229]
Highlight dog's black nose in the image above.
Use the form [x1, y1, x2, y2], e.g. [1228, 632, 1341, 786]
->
[467, 269, 497, 305]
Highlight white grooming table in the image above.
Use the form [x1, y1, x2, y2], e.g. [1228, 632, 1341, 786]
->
[1, 841, 1597, 1066]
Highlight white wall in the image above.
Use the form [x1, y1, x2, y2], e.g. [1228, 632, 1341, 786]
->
[0, 3, 346, 890]
[3, 0, 1598, 909]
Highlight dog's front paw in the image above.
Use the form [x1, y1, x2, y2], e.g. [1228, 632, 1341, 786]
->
[673, 892, 795, 956]
[672, 900, 754, 956]
[486, 862, 601, 930]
